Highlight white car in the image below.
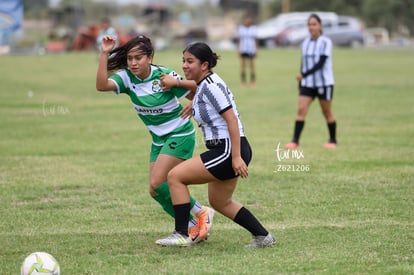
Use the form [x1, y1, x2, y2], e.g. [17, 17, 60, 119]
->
[275, 16, 366, 48]
[256, 11, 338, 47]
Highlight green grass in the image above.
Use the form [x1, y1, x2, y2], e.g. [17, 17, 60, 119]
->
[0, 47, 413, 274]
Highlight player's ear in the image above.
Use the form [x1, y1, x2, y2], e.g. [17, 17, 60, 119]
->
[148, 54, 154, 64]
[201, 61, 209, 71]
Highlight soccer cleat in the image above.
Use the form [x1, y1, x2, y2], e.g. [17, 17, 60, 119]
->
[188, 223, 202, 243]
[195, 206, 215, 240]
[285, 142, 299, 149]
[323, 142, 337, 148]
[245, 233, 276, 248]
[155, 231, 192, 247]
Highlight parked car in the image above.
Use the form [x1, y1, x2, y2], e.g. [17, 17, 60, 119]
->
[256, 12, 338, 47]
[274, 16, 366, 48]
[325, 16, 365, 47]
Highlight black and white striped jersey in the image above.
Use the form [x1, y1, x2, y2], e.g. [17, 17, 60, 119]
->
[237, 24, 257, 55]
[300, 35, 334, 88]
[193, 73, 245, 141]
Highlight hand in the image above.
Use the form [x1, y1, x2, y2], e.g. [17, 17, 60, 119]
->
[232, 156, 248, 178]
[179, 101, 193, 119]
[296, 74, 303, 81]
[160, 73, 177, 91]
[101, 35, 117, 54]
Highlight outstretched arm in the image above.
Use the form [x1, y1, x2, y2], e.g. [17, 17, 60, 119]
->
[96, 35, 117, 92]
[160, 73, 196, 118]
[160, 73, 197, 99]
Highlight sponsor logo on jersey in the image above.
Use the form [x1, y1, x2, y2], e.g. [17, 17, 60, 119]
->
[135, 106, 163, 114]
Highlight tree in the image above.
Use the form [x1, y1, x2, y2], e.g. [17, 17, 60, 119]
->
[23, 0, 49, 18]
[362, 0, 414, 35]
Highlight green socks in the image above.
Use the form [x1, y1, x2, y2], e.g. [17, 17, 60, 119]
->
[152, 182, 196, 219]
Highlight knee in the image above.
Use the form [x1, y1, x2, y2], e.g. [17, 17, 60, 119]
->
[149, 178, 163, 195]
[167, 168, 180, 187]
[208, 197, 228, 212]
[149, 185, 156, 196]
[209, 200, 221, 214]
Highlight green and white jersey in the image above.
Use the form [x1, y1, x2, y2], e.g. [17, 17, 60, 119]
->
[109, 65, 194, 142]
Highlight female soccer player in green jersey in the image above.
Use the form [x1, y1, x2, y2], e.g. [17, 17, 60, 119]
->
[96, 34, 214, 243]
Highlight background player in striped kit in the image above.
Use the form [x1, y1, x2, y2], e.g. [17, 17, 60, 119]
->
[237, 14, 258, 87]
[285, 13, 338, 149]
[156, 42, 275, 248]
[95, 34, 214, 243]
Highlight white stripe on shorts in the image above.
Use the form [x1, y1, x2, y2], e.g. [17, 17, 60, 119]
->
[326, 86, 332, 100]
[204, 139, 231, 169]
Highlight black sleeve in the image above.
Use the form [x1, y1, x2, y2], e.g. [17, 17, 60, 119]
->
[301, 55, 328, 77]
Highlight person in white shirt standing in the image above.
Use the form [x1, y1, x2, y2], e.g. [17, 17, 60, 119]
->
[96, 17, 118, 52]
[237, 14, 258, 88]
[285, 13, 337, 149]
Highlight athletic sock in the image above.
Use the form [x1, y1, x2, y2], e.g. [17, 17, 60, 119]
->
[188, 218, 197, 229]
[173, 203, 191, 236]
[293, 120, 305, 144]
[191, 201, 202, 215]
[241, 72, 246, 83]
[327, 121, 337, 143]
[233, 207, 269, 237]
[152, 184, 174, 218]
[153, 182, 195, 220]
[250, 72, 256, 82]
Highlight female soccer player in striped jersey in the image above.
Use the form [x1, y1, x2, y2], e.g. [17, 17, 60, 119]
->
[96, 35, 214, 243]
[237, 14, 258, 87]
[285, 13, 338, 149]
[156, 42, 275, 248]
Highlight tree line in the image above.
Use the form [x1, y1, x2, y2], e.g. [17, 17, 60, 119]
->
[24, 0, 414, 36]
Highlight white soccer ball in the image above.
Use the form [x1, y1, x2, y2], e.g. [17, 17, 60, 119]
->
[21, 252, 60, 275]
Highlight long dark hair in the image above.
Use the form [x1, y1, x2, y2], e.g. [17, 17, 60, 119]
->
[107, 35, 154, 71]
[183, 42, 220, 70]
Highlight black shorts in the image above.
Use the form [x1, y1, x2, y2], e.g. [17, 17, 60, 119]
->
[200, 137, 252, 181]
[240, 52, 256, 58]
[299, 85, 334, 101]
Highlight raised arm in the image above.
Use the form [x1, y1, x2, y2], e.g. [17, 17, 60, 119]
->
[96, 35, 117, 92]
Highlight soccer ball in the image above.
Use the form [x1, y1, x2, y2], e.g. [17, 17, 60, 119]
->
[21, 252, 60, 275]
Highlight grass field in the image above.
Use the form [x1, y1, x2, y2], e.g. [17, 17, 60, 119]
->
[0, 47, 413, 274]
